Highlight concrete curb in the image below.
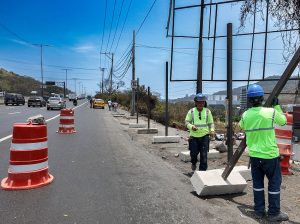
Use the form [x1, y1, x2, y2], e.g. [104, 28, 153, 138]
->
[129, 123, 146, 128]
[137, 128, 158, 134]
[152, 136, 181, 144]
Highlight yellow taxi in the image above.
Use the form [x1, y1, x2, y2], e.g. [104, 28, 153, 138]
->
[93, 99, 105, 109]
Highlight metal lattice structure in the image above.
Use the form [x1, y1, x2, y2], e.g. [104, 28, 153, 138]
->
[166, 0, 300, 93]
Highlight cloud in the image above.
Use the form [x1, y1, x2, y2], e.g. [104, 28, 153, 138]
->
[10, 38, 32, 47]
[72, 44, 97, 53]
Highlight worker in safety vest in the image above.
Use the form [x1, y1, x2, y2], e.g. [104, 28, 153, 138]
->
[185, 93, 215, 171]
[239, 84, 288, 222]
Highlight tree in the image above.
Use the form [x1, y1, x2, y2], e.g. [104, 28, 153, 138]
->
[239, 0, 300, 61]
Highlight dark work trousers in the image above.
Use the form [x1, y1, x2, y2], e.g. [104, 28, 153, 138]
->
[189, 135, 209, 171]
[250, 157, 282, 216]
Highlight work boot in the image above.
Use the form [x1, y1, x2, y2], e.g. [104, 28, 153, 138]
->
[191, 164, 196, 171]
[267, 212, 289, 222]
[254, 211, 265, 219]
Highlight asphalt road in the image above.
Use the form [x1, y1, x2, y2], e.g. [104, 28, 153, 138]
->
[0, 102, 257, 224]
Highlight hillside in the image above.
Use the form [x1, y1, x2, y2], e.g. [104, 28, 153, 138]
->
[170, 75, 300, 104]
[213, 75, 299, 96]
[0, 68, 69, 96]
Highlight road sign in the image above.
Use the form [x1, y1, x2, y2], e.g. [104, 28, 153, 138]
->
[131, 80, 137, 89]
[45, 81, 56, 85]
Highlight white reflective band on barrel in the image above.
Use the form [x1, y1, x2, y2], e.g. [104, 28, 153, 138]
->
[60, 124, 74, 128]
[9, 161, 48, 173]
[276, 138, 291, 144]
[60, 116, 74, 119]
[10, 141, 48, 151]
[274, 125, 292, 130]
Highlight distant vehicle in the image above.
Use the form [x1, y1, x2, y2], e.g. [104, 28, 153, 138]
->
[68, 93, 76, 101]
[47, 97, 66, 110]
[87, 95, 92, 100]
[28, 96, 46, 107]
[4, 93, 25, 106]
[93, 99, 105, 109]
[215, 133, 225, 141]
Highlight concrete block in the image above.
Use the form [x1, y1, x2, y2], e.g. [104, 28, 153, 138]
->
[120, 121, 129, 125]
[191, 169, 247, 196]
[293, 143, 300, 162]
[126, 116, 137, 119]
[137, 128, 158, 134]
[179, 150, 221, 162]
[152, 136, 180, 144]
[129, 123, 146, 128]
[208, 149, 221, 159]
[179, 151, 191, 162]
[231, 166, 252, 181]
[112, 114, 124, 117]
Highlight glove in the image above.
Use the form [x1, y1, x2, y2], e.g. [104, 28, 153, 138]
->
[210, 132, 215, 141]
[272, 97, 279, 106]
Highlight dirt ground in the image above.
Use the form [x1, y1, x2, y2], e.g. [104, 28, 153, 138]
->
[114, 109, 300, 223]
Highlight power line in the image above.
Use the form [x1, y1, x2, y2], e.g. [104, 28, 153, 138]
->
[109, 0, 126, 53]
[116, 0, 157, 65]
[0, 22, 32, 45]
[114, 0, 133, 53]
[100, 0, 108, 68]
[105, 0, 117, 53]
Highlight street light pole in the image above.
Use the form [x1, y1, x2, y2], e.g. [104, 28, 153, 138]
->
[33, 43, 51, 97]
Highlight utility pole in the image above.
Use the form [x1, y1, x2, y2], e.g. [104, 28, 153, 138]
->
[62, 69, 71, 96]
[110, 54, 114, 96]
[100, 68, 106, 93]
[196, 0, 205, 93]
[100, 52, 113, 96]
[131, 30, 136, 116]
[33, 44, 51, 97]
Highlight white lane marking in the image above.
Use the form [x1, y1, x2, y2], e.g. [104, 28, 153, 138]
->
[0, 101, 88, 143]
[8, 112, 21, 115]
[0, 135, 12, 142]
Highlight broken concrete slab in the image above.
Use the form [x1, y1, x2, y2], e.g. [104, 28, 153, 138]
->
[191, 169, 247, 196]
[152, 136, 181, 144]
[179, 150, 221, 162]
[137, 128, 158, 134]
[129, 123, 147, 128]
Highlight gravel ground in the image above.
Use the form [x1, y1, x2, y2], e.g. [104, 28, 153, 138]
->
[113, 109, 300, 223]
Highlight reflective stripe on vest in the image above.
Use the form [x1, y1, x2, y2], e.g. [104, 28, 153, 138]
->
[244, 109, 275, 133]
[10, 141, 48, 151]
[191, 108, 209, 126]
[9, 161, 48, 173]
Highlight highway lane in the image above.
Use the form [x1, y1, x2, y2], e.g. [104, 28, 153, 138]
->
[0, 100, 86, 141]
[0, 103, 256, 224]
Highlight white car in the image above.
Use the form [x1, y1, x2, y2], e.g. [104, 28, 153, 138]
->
[47, 97, 66, 110]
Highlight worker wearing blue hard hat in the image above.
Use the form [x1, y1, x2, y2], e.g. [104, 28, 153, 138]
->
[185, 92, 215, 172]
[239, 84, 288, 222]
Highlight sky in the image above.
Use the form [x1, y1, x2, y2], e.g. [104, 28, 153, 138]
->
[0, 0, 299, 99]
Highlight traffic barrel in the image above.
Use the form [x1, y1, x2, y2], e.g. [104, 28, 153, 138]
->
[1, 119, 54, 190]
[275, 112, 293, 175]
[57, 108, 76, 134]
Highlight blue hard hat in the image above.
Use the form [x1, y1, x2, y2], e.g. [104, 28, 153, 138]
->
[247, 84, 264, 97]
[194, 93, 207, 101]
